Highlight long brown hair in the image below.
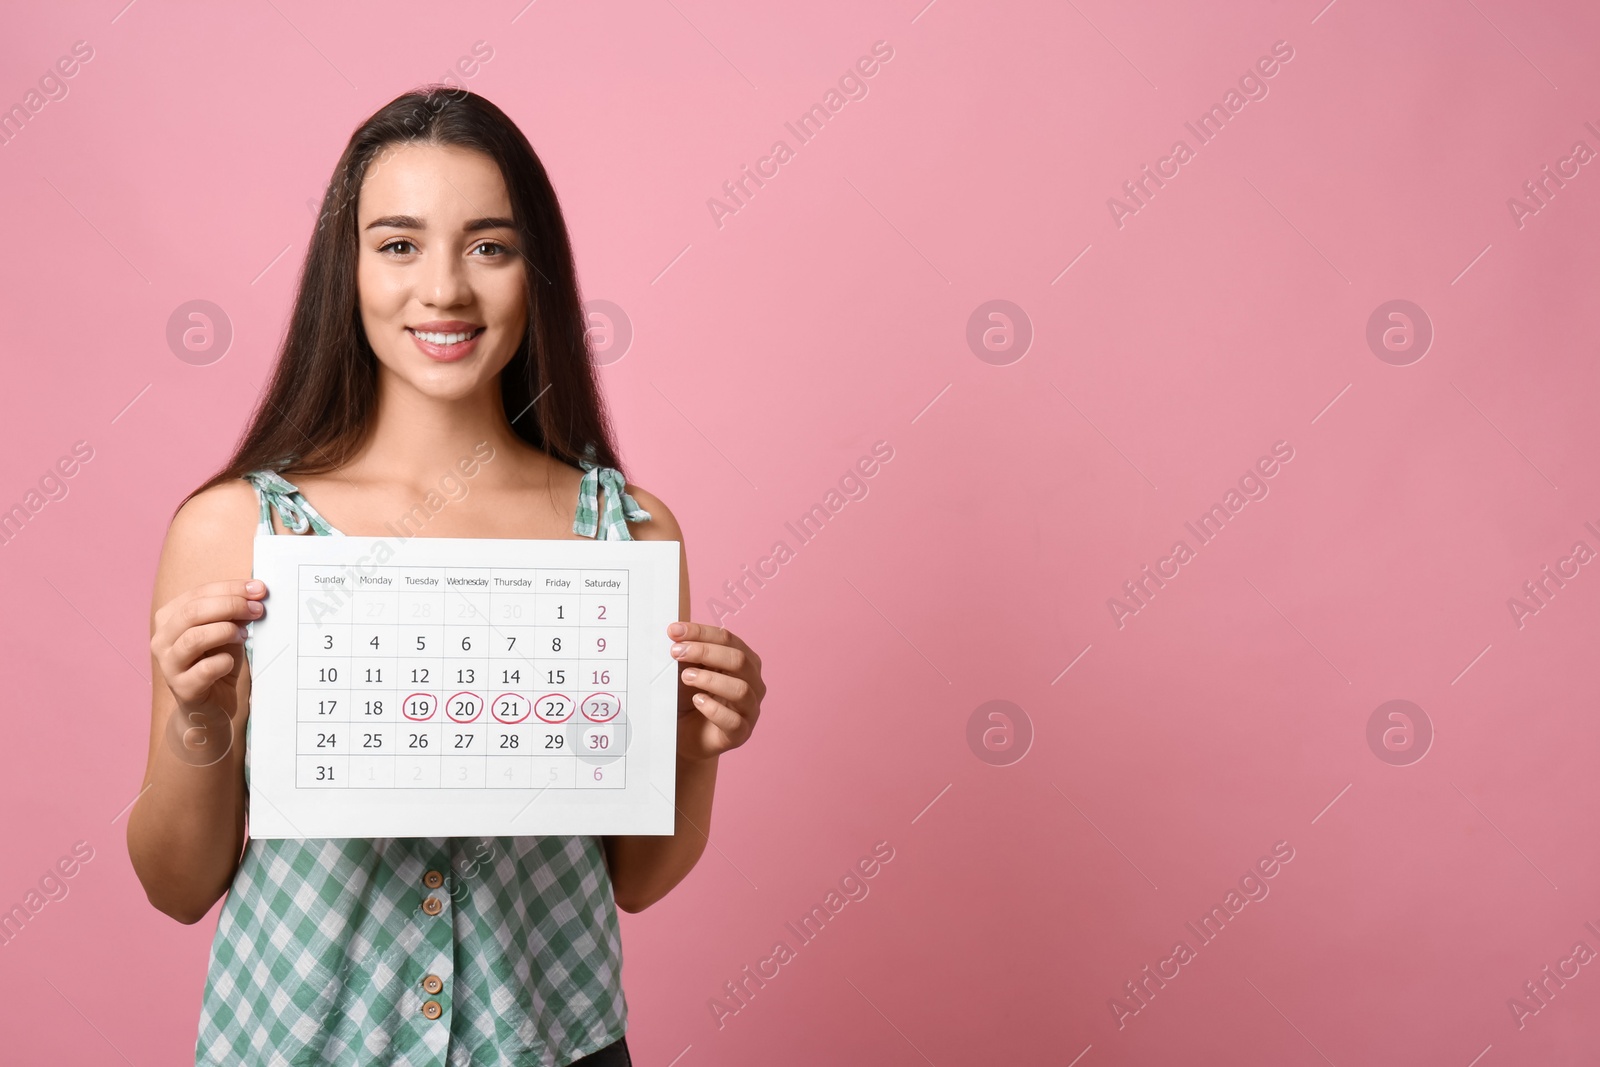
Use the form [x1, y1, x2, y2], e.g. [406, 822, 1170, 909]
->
[183, 85, 620, 510]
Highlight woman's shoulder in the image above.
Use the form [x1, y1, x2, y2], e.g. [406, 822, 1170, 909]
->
[619, 481, 681, 542]
[173, 475, 261, 536]
[153, 477, 261, 614]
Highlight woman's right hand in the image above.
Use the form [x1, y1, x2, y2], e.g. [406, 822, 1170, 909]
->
[149, 578, 268, 763]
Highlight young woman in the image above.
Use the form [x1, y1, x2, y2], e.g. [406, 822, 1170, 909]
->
[128, 87, 767, 1066]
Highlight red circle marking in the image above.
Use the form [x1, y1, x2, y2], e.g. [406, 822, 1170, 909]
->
[580, 692, 621, 722]
[445, 691, 483, 723]
[533, 693, 574, 723]
[402, 693, 438, 721]
[491, 693, 531, 723]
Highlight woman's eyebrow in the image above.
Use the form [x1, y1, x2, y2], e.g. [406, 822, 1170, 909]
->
[363, 215, 517, 232]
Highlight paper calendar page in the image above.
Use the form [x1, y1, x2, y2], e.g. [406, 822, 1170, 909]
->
[245, 534, 680, 839]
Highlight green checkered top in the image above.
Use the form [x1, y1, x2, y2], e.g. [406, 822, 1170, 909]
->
[195, 452, 647, 1066]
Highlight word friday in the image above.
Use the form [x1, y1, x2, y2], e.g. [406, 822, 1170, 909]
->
[1107, 440, 1296, 629]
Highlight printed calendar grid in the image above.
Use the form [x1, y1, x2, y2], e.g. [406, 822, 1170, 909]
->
[293, 562, 631, 792]
[248, 533, 679, 838]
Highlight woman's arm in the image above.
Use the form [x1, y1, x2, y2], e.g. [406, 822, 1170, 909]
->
[602, 489, 764, 912]
[126, 481, 262, 924]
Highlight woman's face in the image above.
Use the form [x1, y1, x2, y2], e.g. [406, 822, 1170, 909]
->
[354, 141, 527, 401]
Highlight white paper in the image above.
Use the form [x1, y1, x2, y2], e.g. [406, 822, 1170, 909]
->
[246, 534, 680, 838]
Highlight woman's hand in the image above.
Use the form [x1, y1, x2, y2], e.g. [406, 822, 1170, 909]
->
[150, 578, 268, 763]
[668, 621, 764, 761]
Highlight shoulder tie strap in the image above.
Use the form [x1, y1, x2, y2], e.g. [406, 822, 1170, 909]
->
[574, 446, 651, 541]
[243, 470, 344, 537]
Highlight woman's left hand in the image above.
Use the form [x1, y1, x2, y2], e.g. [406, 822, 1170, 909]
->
[668, 621, 764, 761]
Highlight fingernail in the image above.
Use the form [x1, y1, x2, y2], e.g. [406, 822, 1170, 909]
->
[237, 624, 250, 640]
[670, 643, 685, 656]
[682, 669, 698, 682]
[246, 580, 264, 594]
[248, 601, 264, 615]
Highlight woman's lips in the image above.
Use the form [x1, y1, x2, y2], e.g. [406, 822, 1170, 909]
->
[408, 327, 485, 362]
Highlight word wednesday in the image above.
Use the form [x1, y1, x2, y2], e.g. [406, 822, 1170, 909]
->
[1110, 840, 1296, 1029]
[1107, 39, 1296, 229]
[1107, 440, 1295, 629]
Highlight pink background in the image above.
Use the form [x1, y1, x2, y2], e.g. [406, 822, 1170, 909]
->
[3, 0, 1599, 1063]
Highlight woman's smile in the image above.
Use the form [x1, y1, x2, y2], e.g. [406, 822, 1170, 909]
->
[407, 320, 486, 362]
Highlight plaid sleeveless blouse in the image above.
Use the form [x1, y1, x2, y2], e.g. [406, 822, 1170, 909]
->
[194, 454, 652, 1066]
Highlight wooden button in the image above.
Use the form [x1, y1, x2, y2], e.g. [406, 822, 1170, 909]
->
[421, 896, 443, 916]
[423, 870, 444, 889]
[421, 999, 442, 1020]
[422, 974, 443, 995]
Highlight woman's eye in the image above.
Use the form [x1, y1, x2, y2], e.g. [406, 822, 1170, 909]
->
[472, 241, 509, 257]
[379, 239, 415, 256]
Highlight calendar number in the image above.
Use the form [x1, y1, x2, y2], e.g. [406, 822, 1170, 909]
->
[287, 559, 639, 807]
[446, 692, 484, 723]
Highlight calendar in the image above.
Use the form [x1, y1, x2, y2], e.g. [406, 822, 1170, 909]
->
[245, 534, 680, 839]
